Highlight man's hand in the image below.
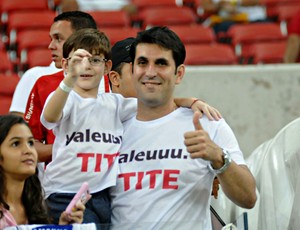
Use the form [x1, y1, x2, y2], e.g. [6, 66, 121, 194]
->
[184, 111, 222, 162]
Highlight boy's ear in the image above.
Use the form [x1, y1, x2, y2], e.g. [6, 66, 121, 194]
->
[61, 58, 69, 73]
[104, 60, 112, 75]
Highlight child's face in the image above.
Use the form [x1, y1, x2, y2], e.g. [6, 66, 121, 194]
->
[0, 124, 37, 180]
[64, 49, 112, 94]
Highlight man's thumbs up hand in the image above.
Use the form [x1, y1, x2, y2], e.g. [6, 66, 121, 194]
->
[184, 112, 220, 161]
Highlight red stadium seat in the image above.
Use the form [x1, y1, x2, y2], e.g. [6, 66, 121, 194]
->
[21, 48, 52, 71]
[88, 10, 131, 28]
[6, 10, 55, 60]
[250, 41, 287, 64]
[185, 43, 237, 65]
[14, 29, 50, 57]
[140, 6, 198, 29]
[1, 0, 50, 32]
[0, 50, 13, 73]
[227, 23, 286, 63]
[101, 27, 140, 46]
[0, 73, 20, 114]
[168, 24, 216, 44]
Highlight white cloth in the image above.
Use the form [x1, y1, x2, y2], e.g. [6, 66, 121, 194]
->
[41, 91, 136, 198]
[110, 107, 245, 230]
[9, 62, 60, 114]
[4, 223, 97, 230]
[76, 0, 130, 11]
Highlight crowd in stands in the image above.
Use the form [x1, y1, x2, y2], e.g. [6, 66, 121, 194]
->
[0, 0, 298, 229]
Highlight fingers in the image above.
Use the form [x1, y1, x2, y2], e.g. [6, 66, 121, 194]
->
[193, 111, 203, 131]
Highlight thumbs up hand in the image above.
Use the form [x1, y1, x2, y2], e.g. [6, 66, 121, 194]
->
[184, 111, 222, 161]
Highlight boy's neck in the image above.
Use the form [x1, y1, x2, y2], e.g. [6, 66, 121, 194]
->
[73, 85, 98, 98]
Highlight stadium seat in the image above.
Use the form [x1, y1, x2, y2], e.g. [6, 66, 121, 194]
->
[185, 43, 237, 65]
[140, 6, 198, 29]
[88, 10, 131, 28]
[168, 24, 216, 45]
[250, 41, 286, 64]
[227, 22, 286, 63]
[6, 10, 55, 60]
[0, 50, 13, 73]
[21, 48, 52, 72]
[131, 0, 183, 26]
[0, 73, 20, 114]
[14, 29, 50, 58]
[101, 27, 140, 46]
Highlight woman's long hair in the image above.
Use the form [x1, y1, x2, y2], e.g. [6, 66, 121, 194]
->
[0, 114, 50, 224]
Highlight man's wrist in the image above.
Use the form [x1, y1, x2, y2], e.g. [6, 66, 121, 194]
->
[208, 149, 232, 175]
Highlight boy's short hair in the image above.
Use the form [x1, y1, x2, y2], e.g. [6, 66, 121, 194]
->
[63, 28, 111, 60]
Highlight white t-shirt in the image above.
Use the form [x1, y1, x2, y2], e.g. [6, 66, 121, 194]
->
[41, 91, 137, 197]
[9, 62, 60, 114]
[76, 0, 130, 11]
[110, 107, 245, 230]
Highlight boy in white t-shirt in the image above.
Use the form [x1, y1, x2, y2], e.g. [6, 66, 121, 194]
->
[40, 28, 137, 225]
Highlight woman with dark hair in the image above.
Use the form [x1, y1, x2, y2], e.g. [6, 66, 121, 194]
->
[0, 114, 84, 228]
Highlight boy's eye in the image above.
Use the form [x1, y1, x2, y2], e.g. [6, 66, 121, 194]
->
[88, 57, 107, 66]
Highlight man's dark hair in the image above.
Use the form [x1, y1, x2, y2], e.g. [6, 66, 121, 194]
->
[54, 11, 97, 31]
[130, 26, 186, 68]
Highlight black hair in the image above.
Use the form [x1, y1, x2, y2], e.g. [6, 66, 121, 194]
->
[0, 115, 50, 224]
[54, 11, 97, 31]
[130, 26, 186, 68]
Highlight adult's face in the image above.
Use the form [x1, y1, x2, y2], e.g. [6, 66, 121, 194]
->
[48, 20, 73, 68]
[132, 43, 184, 107]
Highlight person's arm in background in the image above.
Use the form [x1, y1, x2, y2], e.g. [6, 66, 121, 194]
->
[60, 0, 79, 12]
[24, 79, 53, 162]
[284, 11, 300, 63]
[9, 68, 41, 117]
[284, 34, 300, 63]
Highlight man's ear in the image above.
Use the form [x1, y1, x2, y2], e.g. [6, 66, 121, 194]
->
[104, 60, 112, 75]
[109, 71, 121, 88]
[175, 64, 185, 84]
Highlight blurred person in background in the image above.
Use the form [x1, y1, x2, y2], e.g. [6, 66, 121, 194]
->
[284, 10, 300, 63]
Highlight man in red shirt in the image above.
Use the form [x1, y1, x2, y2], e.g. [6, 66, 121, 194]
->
[284, 10, 300, 63]
[24, 11, 110, 162]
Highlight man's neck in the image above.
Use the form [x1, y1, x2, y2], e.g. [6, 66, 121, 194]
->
[136, 100, 178, 121]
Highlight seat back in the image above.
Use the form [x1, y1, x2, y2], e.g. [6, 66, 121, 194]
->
[0, 73, 20, 114]
[168, 24, 216, 45]
[185, 44, 237, 65]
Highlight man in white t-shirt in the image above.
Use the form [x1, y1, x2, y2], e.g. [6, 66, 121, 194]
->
[110, 26, 257, 229]
[9, 62, 60, 117]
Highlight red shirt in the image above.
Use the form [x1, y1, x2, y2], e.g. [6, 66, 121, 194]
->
[24, 71, 110, 144]
[288, 11, 300, 35]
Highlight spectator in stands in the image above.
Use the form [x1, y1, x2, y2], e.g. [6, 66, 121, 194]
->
[109, 26, 256, 229]
[9, 11, 109, 118]
[23, 11, 110, 163]
[202, 0, 268, 37]
[59, 0, 137, 16]
[284, 10, 300, 63]
[109, 37, 222, 199]
[0, 114, 85, 228]
[9, 60, 59, 117]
